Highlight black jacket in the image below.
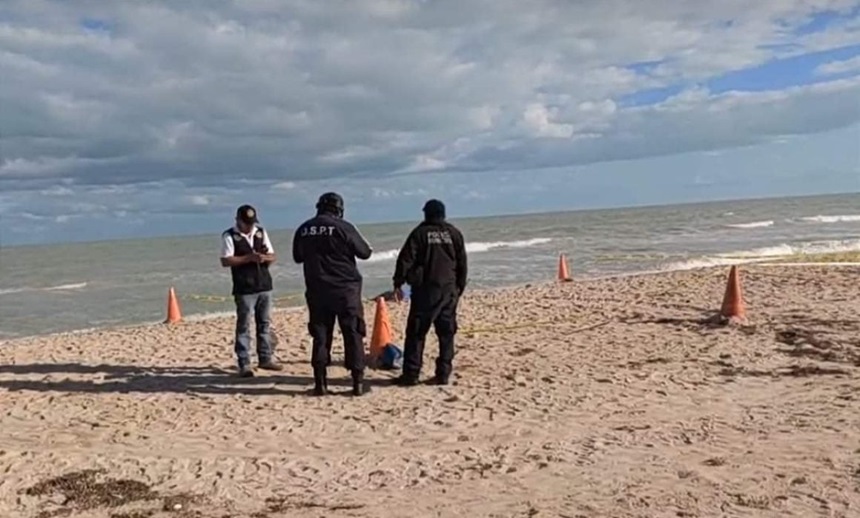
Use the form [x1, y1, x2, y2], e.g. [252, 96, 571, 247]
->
[292, 213, 373, 292]
[393, 219, 467, 293]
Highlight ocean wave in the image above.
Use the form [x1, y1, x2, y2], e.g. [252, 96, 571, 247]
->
[361, 237, 553, 263]
[724, 220, 774, 229]
[798, 214, 860, 224]
[43, 282, 88, 291]
[0, 282, 88, 296]
[659, 239, 860, 272]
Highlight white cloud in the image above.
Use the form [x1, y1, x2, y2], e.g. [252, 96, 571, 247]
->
[815, 55, 860, 76]
[398, 155, 447, 174]
[0, 0, 858, 244]
[186, 195, 211, 206]
[0, 0, 857, 192]
[521, 103, 575, 139]
[40, 185, 74, 196]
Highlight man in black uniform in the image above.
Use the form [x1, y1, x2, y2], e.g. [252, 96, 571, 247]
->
[220, 204, 283, 377]
[392, 199, 467, 386]
[292, 192, 373, 396]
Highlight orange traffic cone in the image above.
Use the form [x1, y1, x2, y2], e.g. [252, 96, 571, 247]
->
[164, 287, 182, 324]
[557, 254, 572, 282]
[720, 265, 746, 321]
[369, 297, 392, 359]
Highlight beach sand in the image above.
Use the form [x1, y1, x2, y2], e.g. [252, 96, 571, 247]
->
[1, 264, 859, 517]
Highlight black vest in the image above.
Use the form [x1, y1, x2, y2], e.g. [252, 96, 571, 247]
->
[224, 227, 273, 295]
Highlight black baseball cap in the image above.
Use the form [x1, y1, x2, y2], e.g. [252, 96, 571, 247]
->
[236, 204, 259, 224]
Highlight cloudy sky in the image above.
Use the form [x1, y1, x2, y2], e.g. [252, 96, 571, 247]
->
[1, 0, 859, 245]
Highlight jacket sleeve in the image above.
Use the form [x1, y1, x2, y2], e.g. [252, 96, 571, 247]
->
[220, 231, 234, 259]
[393, 228, 421, 288]
[261, 228, 275, 254]
[454, 228, 468, 294]
[346, 222, 373, 260]
[292, 227, 303, 264]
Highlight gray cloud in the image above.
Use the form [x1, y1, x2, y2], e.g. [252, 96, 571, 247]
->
[2, 121, 858, 246]
[1, 0, 859, 197]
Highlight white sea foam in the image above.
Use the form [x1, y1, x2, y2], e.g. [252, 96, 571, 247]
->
[659, 239, 860, 272]
[0, 282, 88, 297]
[43, 282, 88, 291]
[724, 220, 774, 229]
[798, 214, 860, 224]
[361, 237, 553, 263]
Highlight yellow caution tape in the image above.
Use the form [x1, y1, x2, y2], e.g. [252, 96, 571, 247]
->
[183, 292, 612, 335]
[185, 293, 303, 303]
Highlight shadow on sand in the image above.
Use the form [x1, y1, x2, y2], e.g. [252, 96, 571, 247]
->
[0, 363, 393, 397]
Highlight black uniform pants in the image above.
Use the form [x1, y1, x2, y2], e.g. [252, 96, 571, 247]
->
[402, 286, 459, 379]
[305, 288, 367, 372]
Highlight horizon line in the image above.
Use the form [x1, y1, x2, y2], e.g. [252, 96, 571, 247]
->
[2, 190, 858, 250]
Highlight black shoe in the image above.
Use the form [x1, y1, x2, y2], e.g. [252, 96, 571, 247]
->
[393, 374, 419, 386]
[237, 365, 255, 378]
[352, 370, 366, 397]
[258, 360, 284, 371]
[313, 367, 328, 396]
[433, 374, 450, 386]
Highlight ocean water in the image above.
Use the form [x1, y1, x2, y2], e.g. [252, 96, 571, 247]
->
[1, 193, 859, 340]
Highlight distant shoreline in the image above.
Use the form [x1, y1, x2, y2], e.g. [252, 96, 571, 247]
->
[2, 250, 856, 346]
[2, 191, 856, 249]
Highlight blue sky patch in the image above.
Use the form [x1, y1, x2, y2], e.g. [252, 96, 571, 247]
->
[793, 5, 860, 36]
[707, 43, 860, 94]
[617, 83, 688, 107]
[80, 17, 111, 34]
[619, 43, 860, 107]
[794, 11, 841, 35]
[624, 60, 666, 75]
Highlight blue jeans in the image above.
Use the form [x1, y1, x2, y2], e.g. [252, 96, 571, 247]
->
[234, 290, 273, 368]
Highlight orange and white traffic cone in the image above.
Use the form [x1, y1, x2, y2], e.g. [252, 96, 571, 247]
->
[369, 297, 393, 360]
[164, 286, 182, 324]
[719, 266, 746, 322]
[557, 254, 572, 282]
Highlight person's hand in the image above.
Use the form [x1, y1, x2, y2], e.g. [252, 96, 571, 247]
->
[248, 252, 263, 264]
[393, 286, 405, 302]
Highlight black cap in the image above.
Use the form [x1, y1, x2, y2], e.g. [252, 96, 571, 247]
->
[316, 192, 344, 216]
[422, 199, 446, 219]
[236, 204, 259, 224]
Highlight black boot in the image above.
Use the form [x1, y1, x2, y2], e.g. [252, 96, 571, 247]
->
[393, 373, 419, 386]
[313, 366, 328, 396]
[433, 372, 450, 386]
[352, 370, 365, 397]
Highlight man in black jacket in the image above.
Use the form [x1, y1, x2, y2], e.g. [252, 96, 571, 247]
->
[220, 204, 283, 377]
[392, 199, 467, 386]
[293, 192, 373, 396]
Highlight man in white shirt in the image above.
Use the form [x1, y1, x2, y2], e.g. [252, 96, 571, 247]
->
[220, 204, 282, 377]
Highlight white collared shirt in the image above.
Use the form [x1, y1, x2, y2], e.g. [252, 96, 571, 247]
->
[220, 225, 275, 258]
